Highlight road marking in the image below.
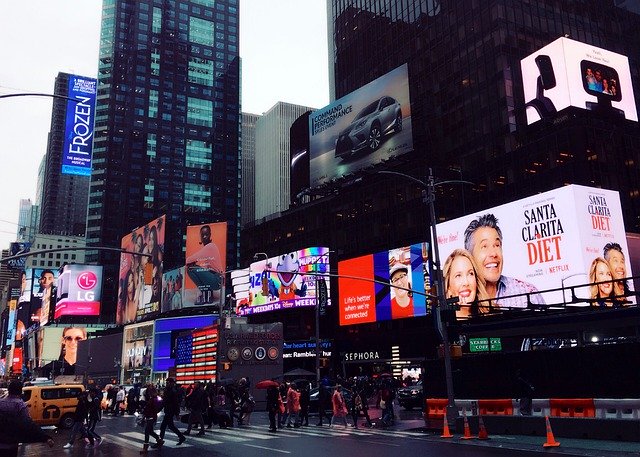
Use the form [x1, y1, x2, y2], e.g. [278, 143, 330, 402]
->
[359, 439, 401, 447]
[242, 443, 291, 454]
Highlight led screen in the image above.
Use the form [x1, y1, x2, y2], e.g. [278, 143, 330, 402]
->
[55, 264, 103, 319]
[184, 222, 227, 308]
[338, 243, 430, 326]
[61, 75, 97, 176]
[309, 64, 413, 188]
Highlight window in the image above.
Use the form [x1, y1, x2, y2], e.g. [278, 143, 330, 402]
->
[189, 17, 214, 46]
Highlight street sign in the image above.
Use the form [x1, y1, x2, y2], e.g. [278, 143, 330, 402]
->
[469, 337, 502, 353]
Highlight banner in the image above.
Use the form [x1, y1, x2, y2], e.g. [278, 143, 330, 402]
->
[184, 222, 227, 308]
[55, 264, 103, 319]
[6, 243, 31, 270]
[436, 184, 634, 316]
[161, 267, 184, 313]
[61, 75, 97, 175]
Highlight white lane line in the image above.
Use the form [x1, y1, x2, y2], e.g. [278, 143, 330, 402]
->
[359, 439, 401, 447]
[242, 443, 291, 454]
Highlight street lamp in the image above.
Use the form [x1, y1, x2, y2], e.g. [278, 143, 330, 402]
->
[379, 169, 473, 429]
[310, 250, 334, 385]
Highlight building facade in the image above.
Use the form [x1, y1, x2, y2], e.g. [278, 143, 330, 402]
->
[254, 102, 316, 221]
[39, 72, 91, 238]
[86, 0, 241, 319]
[16, 199, 39, 243]
[241, 112, 260, 227]
[26, 234, 86, 270]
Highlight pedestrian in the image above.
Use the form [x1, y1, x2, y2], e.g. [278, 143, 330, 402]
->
[330, 385, 349, 428]
[115, 386, 125, 415]
[140, 384, 164, 454]
[63, 391, 95, 449]
[0, 380, 54, 457]
[299, 382, 310, 426]
[380, 382, 395, 427]
[127, 385, 138, 415]
[87, 388, 103, 445]
[286, 382, 300, 428]
[316, 382, 330, 426]
[277, 382, 288, 428]
[106, 384, 117, 415]
[266, 384, 279, 433]
[185, 381, 207, 435]
[516, 370, 535, 416]
[159, 378, 186, 445]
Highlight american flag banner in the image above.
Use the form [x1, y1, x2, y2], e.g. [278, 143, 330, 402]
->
[175, 325, 217, 385]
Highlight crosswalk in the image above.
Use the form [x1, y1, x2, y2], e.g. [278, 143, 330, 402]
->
[95, 416, 425, 452]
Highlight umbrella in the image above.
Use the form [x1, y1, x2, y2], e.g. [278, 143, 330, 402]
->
[281, 368, 316, 378]
[255, 380, 279, 389]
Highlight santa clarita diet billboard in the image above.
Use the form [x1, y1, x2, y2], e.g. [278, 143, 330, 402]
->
[436, 184, 633, 314]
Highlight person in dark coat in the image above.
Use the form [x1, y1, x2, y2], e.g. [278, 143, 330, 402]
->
[159, 378, 186, 445]
[185, 381, 207, 435]
[140, 384, 164, 454]
[63, 391, 94, 449]
[87, 388, 103, 444]
[266, 385, 279, 432]
[299, 382, 310, 426]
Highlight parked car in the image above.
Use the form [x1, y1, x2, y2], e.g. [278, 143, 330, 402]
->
[397, 380, 423, 410]
[334, 96, 403, 160]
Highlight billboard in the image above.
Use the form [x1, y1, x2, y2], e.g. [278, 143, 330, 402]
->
[37, 326, 89, 377]
[309, 64, 413, 187]
[436, 185, 634, 316]
[116, 215, 166, 325]
[55, 264, 103, 319]
[62, 75, 97, 176]
[161, 266, 184, 313]
[338, 243, 430, 326]
[184, 222, 227, 308]
[240, 247, 331, 316]
[521, 37, 638, 124]
[175, 325, 218, 385]
[5, 300, 17, 346]
[6, 242, 31, 270]
[152, 314, 217, 372]
[37, 269, 57, 327]
[122, 323, 154, 383]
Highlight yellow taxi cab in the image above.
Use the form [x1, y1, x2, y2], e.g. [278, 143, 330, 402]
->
[22, 383, 85, 429]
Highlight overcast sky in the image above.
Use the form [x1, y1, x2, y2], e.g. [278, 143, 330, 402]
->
[0, 0, 329, 250]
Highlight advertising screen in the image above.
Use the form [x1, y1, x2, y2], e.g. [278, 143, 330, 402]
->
[309, 64, 413, 187]
[521, 37, 638, 124]
[55, 264, 103, 319]
[184, 222, 227, 308]
[116, 215, 166, 325]
[61, 75, 97, 176]
[5, 300, 17, 346]
[436, 184, 634, 316]
[37, 269, 58, 327]
[37, 326, 91, 377]
[240, 247, 331, 316]
[161, 267, 184, 313]
[122, 323, 154, 379]
[7, 242, 30, 270]
[152, 315, 218, 372]
[175, 325, 217, 385]
[338, 243, 430, 326]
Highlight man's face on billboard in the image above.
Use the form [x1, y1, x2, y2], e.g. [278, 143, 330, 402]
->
[200, 226, 211, 245]
[607, 249, 626, 281]
[41, 272, 54, 289]
[470, 226, 503, 284]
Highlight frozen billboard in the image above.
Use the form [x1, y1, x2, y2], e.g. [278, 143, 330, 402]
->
[436, 185, 634, 317]
[62, 75, 97, 176]
[521, 37, 637, 124]
[309, 64, 413, 187]
[239, 247, 331, 316]
[338, 242, 430, 326]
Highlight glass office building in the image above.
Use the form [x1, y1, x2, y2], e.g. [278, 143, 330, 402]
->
[87, 0, 241, 320]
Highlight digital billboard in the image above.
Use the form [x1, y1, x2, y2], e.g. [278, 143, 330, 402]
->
[161, 266, 184, 313]
[175, 325, 217, 385]
[521, 37, 638, 124]
[37, 326, 92, 377]
[240, 247, 331, 316]
[184, 222, 227, 308]
[338, 243, 430, 326]
[309, 64, 413, 187]
[62, 75, 97, 176]
[116, 215, 165, 325]
[55, 264, 103, 319]
[122, 323, 154, 383]
[38, 269, 57, 327]
[6, 242, 30, 270]
[436, 184, 634, 316]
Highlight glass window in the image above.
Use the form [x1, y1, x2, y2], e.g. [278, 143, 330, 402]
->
[189, 17, 214, 46]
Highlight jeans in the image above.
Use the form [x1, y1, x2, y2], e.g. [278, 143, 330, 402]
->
[160, 410, 185, 440]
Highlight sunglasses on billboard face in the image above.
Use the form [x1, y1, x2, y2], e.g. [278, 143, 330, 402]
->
[64, 336, 84, 342]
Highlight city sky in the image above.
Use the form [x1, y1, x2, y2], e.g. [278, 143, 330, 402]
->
[0, 0, 329, 250]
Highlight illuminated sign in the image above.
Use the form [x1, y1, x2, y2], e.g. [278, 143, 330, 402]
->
[61, 75, 97, 175]
[55, 264, 103, 319]
[184, 222, 227, 308]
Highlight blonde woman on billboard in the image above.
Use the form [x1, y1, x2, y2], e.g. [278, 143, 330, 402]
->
[443, 249, 489, 318]
[41, 327, 87, 377]
[589, 257, 625, 308]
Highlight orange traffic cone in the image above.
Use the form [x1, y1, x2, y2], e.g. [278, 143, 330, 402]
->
[460, 411, 475, 440]
[477, 415, 490, 440]
[440, 414, 453, 438]
[542, 416, 560, 447]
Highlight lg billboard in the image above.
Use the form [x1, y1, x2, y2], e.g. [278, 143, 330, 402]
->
[521, 37, 637, 124]
[55, 264, 103, 319]
[338, 243, 431, 326]
[436, 185, 634, 317]
[308, 64, 413, 187]
[62, 75, 97, 176]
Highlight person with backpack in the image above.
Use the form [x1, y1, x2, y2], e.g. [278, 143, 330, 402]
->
[140, 384, 164, 454]
[159, 378, 186, 445]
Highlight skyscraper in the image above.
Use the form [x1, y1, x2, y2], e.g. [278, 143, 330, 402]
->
[86, 0, 241, 318]
[39, 72, 93, 238]
[241, 112, 260, 227]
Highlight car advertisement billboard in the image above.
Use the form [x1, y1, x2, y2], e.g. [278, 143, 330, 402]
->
[161, 266, 184, 313]
[309, 64, 413, 187]
[61, 75, 97, 176]
[184, 222, 227, 308]
[436, 184, 634, 317]
[116, 215, 166, 325]
[338, 242, 431, 326]
[54, 264, 103, 319]
[240, 247, 331, 316]
[521, 37, 638, 124]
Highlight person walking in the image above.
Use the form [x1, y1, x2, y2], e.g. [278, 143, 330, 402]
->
[63, 391, 95, 449]
[266, 385, 279, 433]
[277, 382, 288, 428]
[115, 386, 126, 416]
[299, 382, 310, 426]
[316, 382, 330, 426]
[286, 382, 301, 428]
[140, 384, 164, 454]
[0, 380, 54, 457]
[330, 385, 349, 428]
[87, 388, 103, 445]
[159, 378, 186, 445]
[185, 381, 207, 435]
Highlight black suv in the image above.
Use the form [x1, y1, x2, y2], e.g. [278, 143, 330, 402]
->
[396, 380, 423, 410]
